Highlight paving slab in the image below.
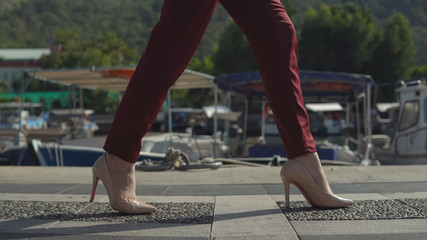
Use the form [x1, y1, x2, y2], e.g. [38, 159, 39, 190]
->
[0, 233, 208, 240]
[0, 193, 215, 203]
[3, 181, 427, 196]
[383, 192, 427, 199]
[354, 181, 427, 193]
[211, 195, 298, 239]
[0, 219, 211, 239]
[1, 164, 427, 185]
[291, 219, 427, 240]
[0, 193, 108, 202]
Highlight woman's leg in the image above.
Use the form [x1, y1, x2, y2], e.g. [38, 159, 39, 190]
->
[219, 0, 332, 193]
[220, 0, 315, 159]
[96, 0, 219, 213]
[104, 0, 218, 163]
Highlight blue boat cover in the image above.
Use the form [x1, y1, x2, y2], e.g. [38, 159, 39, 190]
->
[216, 70, 375, 103]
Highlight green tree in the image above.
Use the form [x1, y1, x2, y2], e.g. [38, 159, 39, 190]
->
[41, 29, 137, 68]
[281, 0, 298, 19]
[84, 89, 119, 114]
[38, 29, 136, 113]
[82, 32, 137, 67]
[368, 13, 415, 101]
[212, 21, 258, 75]
[187, 56, 214, 75]
[0, 79, 8, 94]
[0, 0, 229, 60]
[412, 27, 427, 65]
[212, 1, 296, 75]
[411, 65, 427, 78]
[40, 29, 83, 68]
[298, 3, 378, 73]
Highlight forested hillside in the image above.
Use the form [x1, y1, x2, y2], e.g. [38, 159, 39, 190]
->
[1, 0, 426, 108]
[289, 0, 427, 65]
[0, 0, 426, 66]
[291, 0, 427, 26]
[0, 0, 229, 59]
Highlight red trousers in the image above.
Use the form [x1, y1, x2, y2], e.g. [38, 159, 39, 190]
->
[104, 0, 317, 163]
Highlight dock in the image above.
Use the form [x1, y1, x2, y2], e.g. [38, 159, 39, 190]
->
[1, 163, 427, 239]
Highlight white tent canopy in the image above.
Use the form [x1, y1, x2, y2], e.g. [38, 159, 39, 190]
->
[305, 103, 344, 112]
[203, 105, 241, 121]
[376, 102, 399, 112]
[30, 67, 215, 91]
[30, 66, 220, 145]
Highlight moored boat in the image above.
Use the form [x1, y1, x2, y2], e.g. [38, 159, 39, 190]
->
[373, 77, 427, 164]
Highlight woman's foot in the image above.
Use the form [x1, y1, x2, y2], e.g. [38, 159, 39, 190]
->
[90, 153, 156, 214]
[280, 152, 353, 208]
[105, 153, 140, 202]
[293, 153, 333, 194]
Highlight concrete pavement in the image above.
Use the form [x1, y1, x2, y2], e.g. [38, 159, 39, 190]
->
[0, 164, 427, 239]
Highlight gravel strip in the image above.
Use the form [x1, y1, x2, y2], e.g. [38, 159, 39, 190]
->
[3, 199, 425, 223]
[0, 201, 214, 224]
[398, 198, 427, 216]
[277, 199, 427, 221]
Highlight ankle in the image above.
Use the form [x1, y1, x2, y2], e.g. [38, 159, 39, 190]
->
[106, 153, 135, 172]
[293, 152, 322, 170]
[291, 152, 333, 194]
[104, 153, 137, 200]
[294, 152, 319, 163]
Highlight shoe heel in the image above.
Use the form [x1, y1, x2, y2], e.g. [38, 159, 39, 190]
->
[90, 172, 99, 202]
[280, 173, 291, 208]
[284, 178, 290, 208]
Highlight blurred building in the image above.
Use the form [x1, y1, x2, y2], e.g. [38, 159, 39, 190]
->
[0, 48, 50, 92]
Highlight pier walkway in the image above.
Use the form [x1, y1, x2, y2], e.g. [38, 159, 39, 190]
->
[1, 163, 427, 239]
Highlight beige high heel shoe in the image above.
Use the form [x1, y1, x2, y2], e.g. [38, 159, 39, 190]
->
[90, 154, 156, 214]
[280, 159, 353, 208]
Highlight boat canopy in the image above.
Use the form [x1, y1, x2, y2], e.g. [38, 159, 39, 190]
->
[216, 70, 377, 163]
[0, 102, 43, 108]
[305, 103, 343, 112]
[216, 70, 375, 103]
[30, 67, 215, 91]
